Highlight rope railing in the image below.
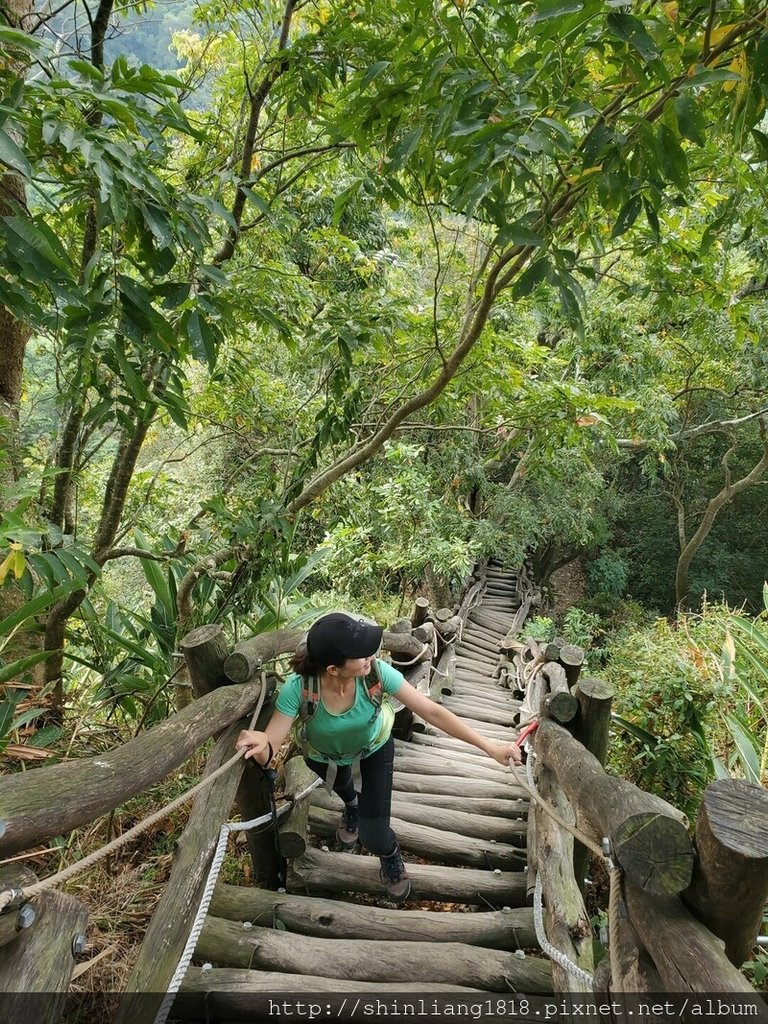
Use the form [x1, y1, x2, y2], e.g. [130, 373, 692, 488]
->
[0, 674, 270, 913]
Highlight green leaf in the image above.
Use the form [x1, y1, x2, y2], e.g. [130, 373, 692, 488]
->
[0, 580, 81, 638]
[0, 649, 58, 687]
[606, 13, 659, 60]
[511, 257, 551, 298]
[612, 713, 657, 746]
[657, 124, 689, 188]
[0, 128, 31, 178]
[673, 95, 706, 146]
[677, 69, 741, 90]
[643, 197, 660, 239]
[134, 529, 174, 616]
[187, 310, 218, 368]
[723, 713, 761, 783]
[611, 195, 642, 238]
[752, 33, 768, 89]
[528, 0, 583, 23]
[4, 216, 72, 275]
[360, 61, 391, 89]
[496, 222, 545, 248]
[0, 26, 44, 52]
[68, 59, 105, 82]
[387, 128, 423, 171]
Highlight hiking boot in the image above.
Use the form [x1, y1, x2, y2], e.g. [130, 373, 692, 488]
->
[336, 803, 359, 848]
[379, 843, 411, 902]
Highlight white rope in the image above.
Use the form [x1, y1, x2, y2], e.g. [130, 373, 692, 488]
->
[533, 874, 594, 987]
[152, 777, 322, 1024]
[394, 642, 431, 667]
[526, 749, 595, 987]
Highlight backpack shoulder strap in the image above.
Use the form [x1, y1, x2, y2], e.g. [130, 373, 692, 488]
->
[297, 675, 320, 756]
[366, 658, 384, 712]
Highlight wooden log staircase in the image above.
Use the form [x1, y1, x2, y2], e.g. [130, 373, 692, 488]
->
[179, 561, 551, 1008]
[2, 560, 768, 1024]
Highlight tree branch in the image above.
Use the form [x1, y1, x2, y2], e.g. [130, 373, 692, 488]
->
[286, 241, 528, 512]
[675, 420, 768, 605]
[176, 544, 248, 630]
[213, 0, 298, 265]
[617, 408, 768, 449]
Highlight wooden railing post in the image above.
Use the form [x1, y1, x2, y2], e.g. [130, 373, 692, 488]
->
[682, 778, 768, 966]
[571, 676, 615, 891]
[536, 719, 693, 896]
[180, 623, 281, 889]
[115, 721, 248, 1024]
[0, 876, 87, 1024]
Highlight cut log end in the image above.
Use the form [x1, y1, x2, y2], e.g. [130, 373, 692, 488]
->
[223, 651, 254, 683]
[544, 691, 578, 724]
[703, 778, 768, 858]
[179, 623, 225, 649]
[613, 813, 694, 895]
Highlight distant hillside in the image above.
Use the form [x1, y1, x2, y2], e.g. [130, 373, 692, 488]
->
[43, 0, 197, 72]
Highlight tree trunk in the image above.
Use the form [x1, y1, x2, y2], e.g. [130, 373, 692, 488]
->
[675, 438, 768, 607]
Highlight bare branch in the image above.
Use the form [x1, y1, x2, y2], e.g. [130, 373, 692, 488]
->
[617, 407, 768, 449]
[177, 545, 248, 629]
[101, 547, 174, 564]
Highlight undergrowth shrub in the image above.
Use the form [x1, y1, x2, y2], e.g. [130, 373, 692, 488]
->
[603, 606, 735, 818]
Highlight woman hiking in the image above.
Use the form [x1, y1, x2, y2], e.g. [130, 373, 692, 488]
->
[236, 611, 522, 903]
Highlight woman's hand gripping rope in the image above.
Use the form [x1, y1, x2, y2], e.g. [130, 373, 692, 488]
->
[235, 730, 272, 766]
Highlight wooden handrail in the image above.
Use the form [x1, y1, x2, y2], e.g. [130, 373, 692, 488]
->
[0, 675, 265, 857]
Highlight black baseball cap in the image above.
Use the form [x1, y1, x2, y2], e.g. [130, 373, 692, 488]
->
[306, 612, 383, 668]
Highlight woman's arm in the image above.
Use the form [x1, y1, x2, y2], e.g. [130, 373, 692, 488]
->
[235, 710, 296, 766]
[394, 681, 522, 766]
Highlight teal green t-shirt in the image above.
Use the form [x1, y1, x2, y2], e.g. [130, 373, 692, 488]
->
[276, 659, 405, 764]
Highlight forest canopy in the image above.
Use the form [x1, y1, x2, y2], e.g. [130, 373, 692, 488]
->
[1, 0, 768, 733]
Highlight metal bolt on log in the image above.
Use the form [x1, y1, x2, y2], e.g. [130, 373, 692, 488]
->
[18, 905, 35, 929]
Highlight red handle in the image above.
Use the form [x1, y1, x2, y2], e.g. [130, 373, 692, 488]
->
[514, 720, 539, 748]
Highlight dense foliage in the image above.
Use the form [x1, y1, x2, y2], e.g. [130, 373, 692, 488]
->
[0, 0, 766, 771]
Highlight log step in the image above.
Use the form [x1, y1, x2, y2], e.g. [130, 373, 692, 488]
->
[312, 785, 527, 842]
[195, 918, 552, 992]
[308, 805, 525, 869]
[210, 884, 538, 948]
[287, 847, 531, 906]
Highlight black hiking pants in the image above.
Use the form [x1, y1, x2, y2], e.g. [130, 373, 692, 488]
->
[305, 736, 396, 855]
